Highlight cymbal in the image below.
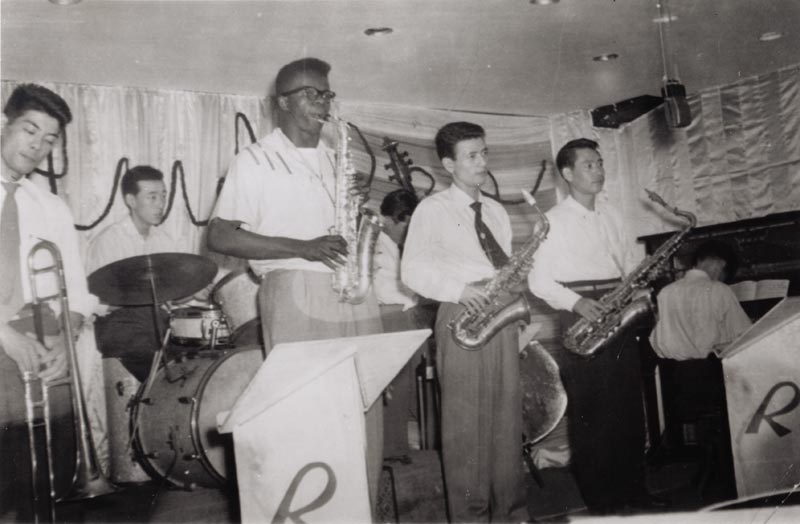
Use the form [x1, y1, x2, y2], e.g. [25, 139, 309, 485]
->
[88, 253, 218, 306]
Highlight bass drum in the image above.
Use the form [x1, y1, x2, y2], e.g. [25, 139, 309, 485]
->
[132, 346, 264, 489]
[211, 269, 262, 346]
[519, 340, 567, 447]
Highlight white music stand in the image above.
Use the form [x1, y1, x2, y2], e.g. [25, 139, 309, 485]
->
[721, 296, 800, 497]
[218, 329, 431, 523]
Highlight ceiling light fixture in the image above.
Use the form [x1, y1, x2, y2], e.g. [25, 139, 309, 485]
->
[49, 0, 82, 5]
[652, 14, 678, 23]
[364, 27, 393, 36]
[593, 53, 619, 62]
[530, 0, 560, 4]
[759, 31, 784, 42]
[656, 0, 691, 128]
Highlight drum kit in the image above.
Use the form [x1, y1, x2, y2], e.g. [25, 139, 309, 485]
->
[88, 253, 263, 489]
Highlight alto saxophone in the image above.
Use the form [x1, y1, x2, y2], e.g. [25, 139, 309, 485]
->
[449, 192, 549, 350]
[329, 114, 382, 304]
[564, 190, 697, 357]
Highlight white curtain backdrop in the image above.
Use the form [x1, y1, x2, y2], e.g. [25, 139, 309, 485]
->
[0, 81, 271, 258]
[4, 63, 799, 470]
[550, 63, 800, 247]
[5, 63, 798, 259]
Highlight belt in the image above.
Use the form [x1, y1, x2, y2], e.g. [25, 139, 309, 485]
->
[560, 279, 620, 293]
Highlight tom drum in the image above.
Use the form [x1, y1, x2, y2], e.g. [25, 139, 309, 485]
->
[211, 269, 261, 344]
[170, 303, 231, 346]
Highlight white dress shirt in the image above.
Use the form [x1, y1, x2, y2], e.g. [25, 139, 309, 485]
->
[212, 127, 337, 275]
[373, 231, 418, 310]
[402, 184, 512, 304]
[86, 214, 176, 275]
[0, 177, 98, 321]
[528, 196, 638, 312]
[649, 268, 752, 360]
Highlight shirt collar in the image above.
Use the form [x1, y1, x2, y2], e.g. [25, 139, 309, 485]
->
[684, 268, 712, 280]
[123, 213, 151, 241]
[447, 183, 483, 208]
[562, 194, 598, 217]
[274, 127, 326, 154]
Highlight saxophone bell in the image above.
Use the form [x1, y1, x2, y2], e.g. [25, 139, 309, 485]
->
[563, 190, 696, 357]
[449, 199, 549, 350]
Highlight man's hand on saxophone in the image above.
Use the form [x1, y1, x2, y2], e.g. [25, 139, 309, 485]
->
[349, 172, 372, 204]
[573, 296, 605, 322]
[458, 281, 491, 316]
[299, 234, 348, 270]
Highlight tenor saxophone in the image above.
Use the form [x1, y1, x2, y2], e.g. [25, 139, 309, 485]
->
[449, 192, 549, 350]
[329, 114, 382, 304]
[563, 190, 697, 357]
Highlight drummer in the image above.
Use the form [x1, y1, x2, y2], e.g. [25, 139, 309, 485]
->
[87, 165, 181, 381]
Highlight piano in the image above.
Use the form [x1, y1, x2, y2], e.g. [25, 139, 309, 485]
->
[635, 210, 800, 499]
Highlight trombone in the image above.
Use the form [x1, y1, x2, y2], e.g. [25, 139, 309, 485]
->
[23, 239, 116, 523]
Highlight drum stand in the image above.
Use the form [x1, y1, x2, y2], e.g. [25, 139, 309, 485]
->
[415, 352, 441, 450]
[128, 264, 172, 453]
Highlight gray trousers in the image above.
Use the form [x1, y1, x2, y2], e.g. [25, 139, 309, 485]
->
[436, 302, 529, 523]
[257, 270, 384, 517]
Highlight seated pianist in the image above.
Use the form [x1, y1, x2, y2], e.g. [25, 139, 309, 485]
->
[650, 239, 753, 361]
[648, 240, 754, 502]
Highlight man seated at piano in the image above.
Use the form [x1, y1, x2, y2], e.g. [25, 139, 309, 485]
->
[87, 165, 177, 381]
[649, 239, 752, 360]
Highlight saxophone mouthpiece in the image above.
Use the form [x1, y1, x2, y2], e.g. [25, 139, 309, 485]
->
[521, 190, 537, 207]
[645, 189, 665, 206]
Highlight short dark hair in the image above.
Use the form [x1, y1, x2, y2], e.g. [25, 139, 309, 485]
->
[691, 240, 740, 280]
[3, 84, 72, 130]
[275, 58, 331, 95]
[555, 138, 599, 173]
[380, 189, 419, 222]
[435, 121, 485, 161]
[121, 165, 164, 197]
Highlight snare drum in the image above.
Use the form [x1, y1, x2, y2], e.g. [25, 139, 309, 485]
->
[211, 269, 260, 341]
[132, 346, 264, 489]
[170, 303, 231, 346]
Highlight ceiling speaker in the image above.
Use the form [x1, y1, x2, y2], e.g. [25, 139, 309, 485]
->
[591, 95, 664, 129]
[662, 80, 692, 128]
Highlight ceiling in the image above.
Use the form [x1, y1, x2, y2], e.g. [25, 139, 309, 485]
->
[1, 0, 799, 117]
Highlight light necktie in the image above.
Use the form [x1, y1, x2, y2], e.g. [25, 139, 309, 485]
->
[470, 201, 509, 269]
[1, 181, 22, 309]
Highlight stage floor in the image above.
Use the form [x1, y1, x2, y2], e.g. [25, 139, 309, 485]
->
[52, 448, 765, 523]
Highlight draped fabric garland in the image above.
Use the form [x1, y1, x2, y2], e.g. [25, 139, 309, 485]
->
[0, 82, 271, 258]
[4, 64, 798, 266]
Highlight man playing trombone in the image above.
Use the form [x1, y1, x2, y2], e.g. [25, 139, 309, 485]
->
[0, 84, 98, 521]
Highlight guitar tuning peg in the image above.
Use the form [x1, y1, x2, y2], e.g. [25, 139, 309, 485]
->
[401, 151, 409, 158]
[407, 159, 414, 165]
[384, 162, 391, 170]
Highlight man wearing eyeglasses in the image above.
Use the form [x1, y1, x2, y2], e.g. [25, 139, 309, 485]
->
[207, 58, 384, 516]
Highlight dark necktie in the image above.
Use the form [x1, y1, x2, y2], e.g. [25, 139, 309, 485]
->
[1, 181, 23, 309]
[470, 201, 509, 269]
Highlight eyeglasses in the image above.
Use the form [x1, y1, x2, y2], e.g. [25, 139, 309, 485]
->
[279, 85, 336, 102]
